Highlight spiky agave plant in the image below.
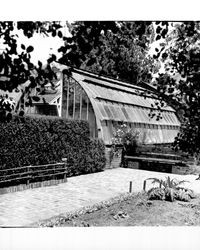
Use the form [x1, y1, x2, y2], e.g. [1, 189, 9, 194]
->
[146, 176, 195, 202]
[147, 187, 166, 201]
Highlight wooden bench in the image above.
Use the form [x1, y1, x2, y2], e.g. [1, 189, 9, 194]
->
[141, 152, 182, 160]
[124, 155, 186, 165]
[123, 153, 188, 174]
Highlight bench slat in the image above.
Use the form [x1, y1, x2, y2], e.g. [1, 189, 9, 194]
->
[124, 156, 186, 165]
[141, 152, 181, 159]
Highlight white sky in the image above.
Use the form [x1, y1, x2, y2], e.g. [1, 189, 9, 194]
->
[15, 24, 70, 65]
[0, 22, 70, 66]
[17, 22, 168, 66]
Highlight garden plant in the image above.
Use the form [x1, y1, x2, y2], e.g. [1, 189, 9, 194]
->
[146, 176, 196, 202]
[109, 123, 140, 164]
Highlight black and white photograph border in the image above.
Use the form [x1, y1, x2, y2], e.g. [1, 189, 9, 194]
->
[1, 0, 200, 249]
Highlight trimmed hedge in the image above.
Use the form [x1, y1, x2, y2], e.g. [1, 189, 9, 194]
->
[0, 115, 106, 185]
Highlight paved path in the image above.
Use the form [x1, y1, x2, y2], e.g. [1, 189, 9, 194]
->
[0, 168, 200, 227]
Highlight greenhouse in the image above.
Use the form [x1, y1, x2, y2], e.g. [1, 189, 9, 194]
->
[28, 62, 180, 146]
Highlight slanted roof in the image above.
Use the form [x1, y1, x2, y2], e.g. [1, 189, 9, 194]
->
[69, 68, 180, 127]
[49, 62, 181, 128]
[30, 78, 62, 105]
[32, 90, 61, 105]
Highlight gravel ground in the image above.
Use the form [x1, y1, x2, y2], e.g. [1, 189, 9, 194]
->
[36, 168, 200, 227]
[1, 167, 200, 227]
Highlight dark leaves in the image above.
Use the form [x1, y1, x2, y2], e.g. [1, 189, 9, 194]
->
[32, 96, 40, 102]
[156, 26, 162, 34]
[6, 112, 12, 122]
[58, 31, 63, 38]
[52, 30, 56, 37]
[86, 57, 97, 66]
[47, 54, 57, 64]
[161, 29, 168, 38]
[19, 110, 24, 116]
[26, 46, 34, 53]
[156, 35, 161, 41]
[21, 44, 26, 50]
[38, 61, 43, 68]
[162, 52, 168, 59]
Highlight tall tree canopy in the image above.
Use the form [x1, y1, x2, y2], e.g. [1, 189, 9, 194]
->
[2, 21, 200, 158]
[153, 21, 200, 157]
[59, 21, 156, 83]
[0, 21, 64, 120]
[0, 21, 157, 121]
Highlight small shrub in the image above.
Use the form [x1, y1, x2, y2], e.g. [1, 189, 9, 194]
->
[146, 176, 196, 202]
[164, 187, 177, 202]
[147, 187, 166, 200]
[110, 123, 140, 164]
[176, 187, 196, 201]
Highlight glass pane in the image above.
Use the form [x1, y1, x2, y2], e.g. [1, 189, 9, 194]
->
[74, 82, 82, 120]
[115, 105, 127, 121]
[88, 101, 97, 138]
[68, 81, 74, 119]
[103, 104, 115, 119]
[121, 106, 130, 121]
[131, 107, 142, 122]
[96, 102, 108, 119]
[36, 105, 58, 116]
[62, 74, 69, 118]
[81, 91, 88, 120]
[109, 104, 121, 121]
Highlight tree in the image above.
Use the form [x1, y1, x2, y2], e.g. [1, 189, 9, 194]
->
[58, 21, 157, 83]
[0, 21, 159, 121]
[153, 21, 200, 157]
[0, 21, 64, 121]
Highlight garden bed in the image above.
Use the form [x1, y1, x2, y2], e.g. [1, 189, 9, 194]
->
[37, 192, 200, 227]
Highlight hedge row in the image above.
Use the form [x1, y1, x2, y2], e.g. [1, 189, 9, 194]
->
[0, 115, 106, 186]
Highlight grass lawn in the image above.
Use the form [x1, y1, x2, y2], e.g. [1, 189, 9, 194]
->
[38, 192, 200, 227]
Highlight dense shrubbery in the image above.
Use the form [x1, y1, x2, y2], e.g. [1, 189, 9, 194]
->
[0, 115, 106, 183]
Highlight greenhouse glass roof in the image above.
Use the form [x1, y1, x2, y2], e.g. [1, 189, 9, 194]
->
[71, 70, 180, 127]
[51, 62, 180, 144]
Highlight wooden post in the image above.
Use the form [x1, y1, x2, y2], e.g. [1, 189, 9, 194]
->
[143, 180, 146, 191]
[62, 158, 67, 182]
[129, 181, 132, 193]
[64, 163, 67, 182]
[52, 164, 55, 184]
[27, 165, 30, 185]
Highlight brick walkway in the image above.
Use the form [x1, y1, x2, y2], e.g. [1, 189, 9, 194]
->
[0, 168, 200, 227]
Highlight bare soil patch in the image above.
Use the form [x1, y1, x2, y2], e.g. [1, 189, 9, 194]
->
[39, 192, 200, 227]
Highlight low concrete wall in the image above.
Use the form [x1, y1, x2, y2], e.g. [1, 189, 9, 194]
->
[127, 161, 139, 169]
[0, 178, 68, 195]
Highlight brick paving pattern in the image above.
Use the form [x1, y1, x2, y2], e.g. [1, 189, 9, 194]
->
[0, 168, 200, 227]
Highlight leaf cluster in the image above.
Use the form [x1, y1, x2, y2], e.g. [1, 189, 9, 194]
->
[151, 22, 200, 156]
[0, 21, 64, 118]
[147, 176, 195, 202]
[59, 21, 156, 83]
